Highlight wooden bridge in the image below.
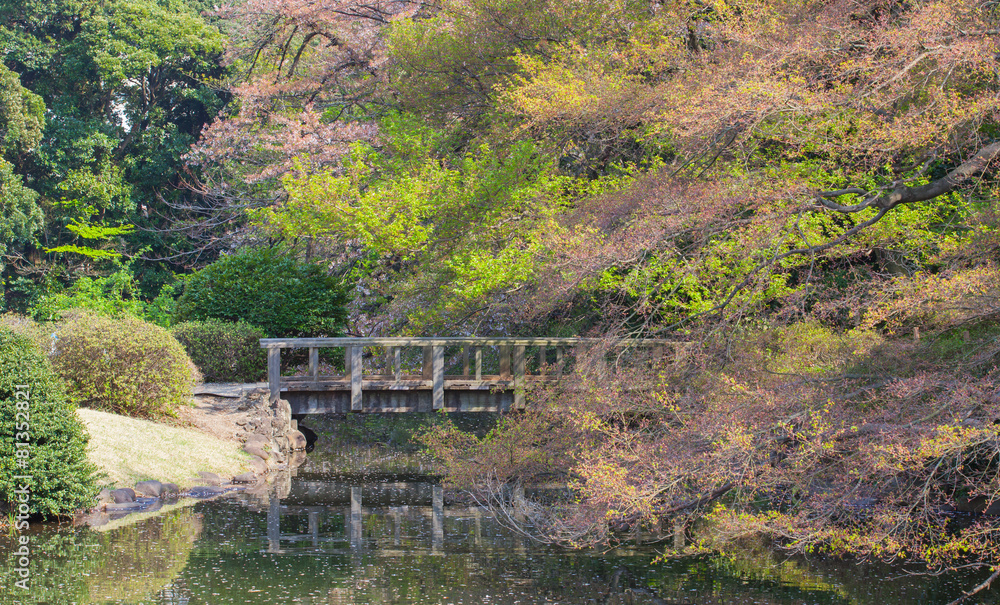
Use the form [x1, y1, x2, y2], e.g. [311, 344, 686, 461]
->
[260, 337, 676, 414]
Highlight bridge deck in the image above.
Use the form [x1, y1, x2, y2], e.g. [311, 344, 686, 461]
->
[262, 336, 677, 413]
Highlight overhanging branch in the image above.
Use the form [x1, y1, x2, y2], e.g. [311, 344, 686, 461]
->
[818, 141, 1000, 213]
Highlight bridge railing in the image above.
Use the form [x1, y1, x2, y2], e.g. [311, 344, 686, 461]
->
[260, 337, 679, 411]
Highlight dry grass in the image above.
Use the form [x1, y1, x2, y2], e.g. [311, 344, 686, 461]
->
[77, 408, 251, 489]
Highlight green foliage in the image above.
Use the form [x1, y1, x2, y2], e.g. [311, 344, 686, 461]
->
[0, 0, 227, 300]
[0, 158, 44, 273]
[0, 64, 45, 275]
[31, 263, 179, 327]
[258, 113, 625, 330]
[52, 311, 197, 417]
[33, 265, 145, 321]
[143, 282, 179, 328]
[174, 247, 349, 338]
[44, 221, 136, 260]
[0, 63, 44, 155]
[388, 0, 645, 120]
[0, 328, 98, 517]
[172, 319, 266, 383]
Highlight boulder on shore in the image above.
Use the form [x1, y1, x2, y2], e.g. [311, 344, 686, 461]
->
[245, 433, 269, 448]
[249, 456, 268, 476]
[197, 471, 224, 486]
[232, 471, 257, 484]
[96, 488, 114, 507]
[135, 480, 163, 497]
[110, 488, 136, 503]
[244, 442, 270, 460]
[286, 429, 307, 451]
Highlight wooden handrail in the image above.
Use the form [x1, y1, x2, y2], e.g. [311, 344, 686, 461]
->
[259, 336, 677, 348]
[262, 337, 682, 411]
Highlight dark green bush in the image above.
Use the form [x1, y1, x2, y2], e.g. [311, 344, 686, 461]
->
[53, 310, 197, 418]
[172, 319, 266, 383]
[0, 328, 98, 517]
[173, 247, 349, 337]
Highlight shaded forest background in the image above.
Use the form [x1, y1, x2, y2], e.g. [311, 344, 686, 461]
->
[4, 0, 1000, 586]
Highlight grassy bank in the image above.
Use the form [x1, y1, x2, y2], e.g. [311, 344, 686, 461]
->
[77, 408, 251, 489]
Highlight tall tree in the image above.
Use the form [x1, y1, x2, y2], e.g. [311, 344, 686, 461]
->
[0, 0, 227, 306]
[496, 0, 1000, 330]
[0, 64, 45, 276]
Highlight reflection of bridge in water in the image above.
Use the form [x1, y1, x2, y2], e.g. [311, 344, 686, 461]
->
[261, 337, 678, 413]
[263, 481, 510, 556]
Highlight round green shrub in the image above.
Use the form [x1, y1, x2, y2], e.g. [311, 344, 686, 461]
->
[0, 328, 98, 517]
[53, 310, 197, 417]
[0, 312, 51, 353]
[173, 247, 349, 337]
[172, 319, 266, 383]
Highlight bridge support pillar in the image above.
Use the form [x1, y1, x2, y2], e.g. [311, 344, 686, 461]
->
[268, 348, 281, 403]
[350, 345, 363, 411]
[514, 345, 525, 409]
[432, 345, 444, 410]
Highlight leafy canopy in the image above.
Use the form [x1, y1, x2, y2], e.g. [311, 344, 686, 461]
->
[254, 113, 630, 331]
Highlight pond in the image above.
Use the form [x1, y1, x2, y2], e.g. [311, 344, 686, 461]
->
[3, 443, 999, 604]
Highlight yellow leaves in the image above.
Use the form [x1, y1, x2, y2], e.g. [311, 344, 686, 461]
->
[261, 154, 437, 256]
[916, 423, 994, 459]
[569, 408, 609, 433]
[500, 45, 662, 137]
[859, 264, 1000, 333]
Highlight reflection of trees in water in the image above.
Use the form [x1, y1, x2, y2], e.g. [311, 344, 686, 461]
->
[157, 576, 194, 605]
[166, 496, 866, 604]
[84, 509, 202, 602]
[0, 507, 202, 604]
[8, 492, 995, 605]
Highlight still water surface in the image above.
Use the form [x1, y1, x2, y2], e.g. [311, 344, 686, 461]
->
[3, 463, 999, 603]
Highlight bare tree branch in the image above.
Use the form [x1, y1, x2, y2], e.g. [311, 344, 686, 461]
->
[820, 142, 1000, 213]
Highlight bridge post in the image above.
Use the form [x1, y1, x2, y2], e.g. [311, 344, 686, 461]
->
[475, 347, 482, 380]
[499, 345, 511, 379]
[513, 345, 525, 409]
[422, 346, 433, 380]
[432, 345, 444, 410]
[309, 347, 319, 383]
[267, 347, 281, 403]
[350, 345, 362, 411]
[596, 344, 608, 377]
